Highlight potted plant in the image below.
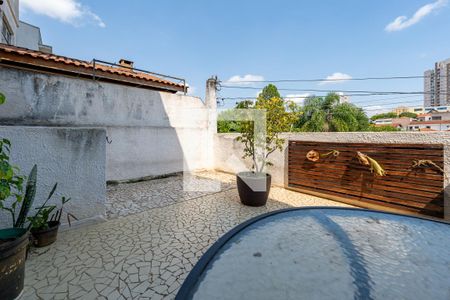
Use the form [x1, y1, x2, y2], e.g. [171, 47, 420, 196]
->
[28, 195, 77, 247]
[0, 139, 37, 300]
[235, 85, 298, 206]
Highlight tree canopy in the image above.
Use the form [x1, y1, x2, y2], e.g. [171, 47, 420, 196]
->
[398, 112, 417, 118]
[370, 112, 398, 121]
[294, 93, 370, 132]
[258, 84, 281, 101]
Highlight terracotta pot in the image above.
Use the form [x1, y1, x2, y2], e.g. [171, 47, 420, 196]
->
[31, 221, 60, 248]
[0, 228, 29, 300]
[236, 172, 271, 207]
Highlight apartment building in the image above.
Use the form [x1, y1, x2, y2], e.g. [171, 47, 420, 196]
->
[0, 0, 19, 45]
[0, 0, 52, 52]
[424, 58, 450, 107]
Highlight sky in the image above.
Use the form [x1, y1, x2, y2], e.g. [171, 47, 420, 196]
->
[19, 0, 450, 115]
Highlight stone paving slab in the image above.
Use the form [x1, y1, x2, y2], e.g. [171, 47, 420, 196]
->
[23, 172, 352, 300]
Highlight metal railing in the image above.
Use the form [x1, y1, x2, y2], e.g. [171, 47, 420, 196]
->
[91, 59, 187, 93]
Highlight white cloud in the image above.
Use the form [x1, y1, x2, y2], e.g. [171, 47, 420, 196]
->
[21, 0, 106, 28]
[285, 93, 311, 104]
[385, 0, 447, 32]
[319, 72, 352, 85]
[226, 74, 264, 85]
[364, 105, 391, 117]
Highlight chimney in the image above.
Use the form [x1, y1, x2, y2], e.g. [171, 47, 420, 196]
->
[118, 59, 134, 69]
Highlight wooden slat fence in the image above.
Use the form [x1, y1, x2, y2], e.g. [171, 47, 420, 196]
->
[288, 141, 445, 218]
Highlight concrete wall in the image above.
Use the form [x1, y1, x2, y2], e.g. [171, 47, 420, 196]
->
[0, 126, 106, 228]
[0, 66, 213, 181]
[16, 21, 41, 51]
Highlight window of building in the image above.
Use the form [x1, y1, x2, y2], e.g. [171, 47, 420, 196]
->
[431, 116, 442, 120]
[2, 17, 13, 45]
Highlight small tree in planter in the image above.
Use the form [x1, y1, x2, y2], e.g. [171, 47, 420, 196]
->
[235, 85, 299, 206]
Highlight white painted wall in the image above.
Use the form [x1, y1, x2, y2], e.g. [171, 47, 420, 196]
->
[0, 67, 214, 181]
[15, 21, 46, 51]
[0, 126, 106, 228]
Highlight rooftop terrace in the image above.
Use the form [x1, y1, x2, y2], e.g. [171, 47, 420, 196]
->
[24, 172, 351, 299]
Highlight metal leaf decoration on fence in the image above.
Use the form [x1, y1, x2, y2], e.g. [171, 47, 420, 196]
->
[356, 152, 386, 176]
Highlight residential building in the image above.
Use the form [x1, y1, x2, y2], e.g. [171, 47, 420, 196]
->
[373, 118, 393, 126]
[0, 0, 19, 45]
[337, 92, 350, 104]
[396, 105, 450, 114]
[416, 112, 450, 122]
[0, 1, 52, 52]
[424, 58, 450, 107]
[16, 21, 52, 53]
[393, 106, 414, 115]
[407, 120, 450, 132]
[391, 117, 413, 130]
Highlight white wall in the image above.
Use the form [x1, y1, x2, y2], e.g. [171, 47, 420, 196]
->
[16, 21, 41, 51]
[0, 66, 213, 181]
[0, 126, 106, 228]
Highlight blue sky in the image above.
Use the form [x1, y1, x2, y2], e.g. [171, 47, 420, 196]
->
[19, 0, 450, 114]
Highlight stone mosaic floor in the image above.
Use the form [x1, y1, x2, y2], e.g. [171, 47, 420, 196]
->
[23, 172, 352, 300]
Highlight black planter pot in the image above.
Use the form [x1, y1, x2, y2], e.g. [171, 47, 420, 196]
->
[31, 221, 60, 248]
[0, 228, 29, 300]
[236, 172, 271, 207]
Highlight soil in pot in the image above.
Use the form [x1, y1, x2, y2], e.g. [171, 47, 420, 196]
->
[31, 221, 60, 248]
[236, 172, 272, 207]
[0, 228, 29, 300]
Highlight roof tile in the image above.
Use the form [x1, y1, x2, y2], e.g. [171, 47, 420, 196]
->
[0, 43, 184, 91]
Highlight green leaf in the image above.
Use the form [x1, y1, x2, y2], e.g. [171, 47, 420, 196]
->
[0, 92, 5, 105]
[15, 165, 37, 228]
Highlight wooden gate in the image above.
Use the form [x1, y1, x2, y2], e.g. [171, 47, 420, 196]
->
[288, 141, 445, 218]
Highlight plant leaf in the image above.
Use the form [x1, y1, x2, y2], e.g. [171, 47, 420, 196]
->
[14, 164, 37, 228]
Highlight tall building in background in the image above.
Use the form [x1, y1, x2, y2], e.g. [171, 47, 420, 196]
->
[0, 0, 19, 45]
[424, 58, 450, 107]
[0, 0, 52, 52]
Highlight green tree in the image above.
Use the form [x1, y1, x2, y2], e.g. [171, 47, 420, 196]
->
[237, 95, 298, 172]
[399, 112, 417, 118]
[258, 84, 281, 101]
[370, 112, 398, 121]
[294, 93, 369, 132]
[217, 100, 255, 133]
[368, 125, 400, 132]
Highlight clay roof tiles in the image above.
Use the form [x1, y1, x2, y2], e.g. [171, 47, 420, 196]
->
[0, 43, 185, 93]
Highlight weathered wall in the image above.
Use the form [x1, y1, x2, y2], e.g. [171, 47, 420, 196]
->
[0, 126, 106, 228]
[0, 66, 213, 181]
[216, 132, 450, 219]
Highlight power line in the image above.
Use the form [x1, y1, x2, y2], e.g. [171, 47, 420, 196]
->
[219, 94, 422, 103]
[217, 97, 425, 111]
[219, 85, 450, 95]
[223, 75, 429, 83]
